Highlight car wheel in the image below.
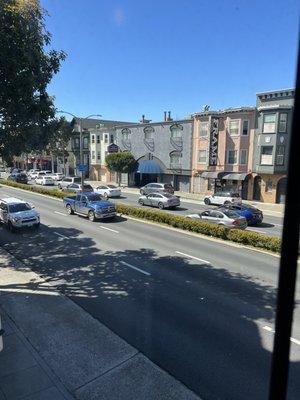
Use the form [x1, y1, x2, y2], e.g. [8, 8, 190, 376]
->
[224, 201, 231, 205]
[140, 189, 145, 195]
[138, 199, 144, 206]
[58, 184, 62, 190]
[204, 198, 210, 205]
[103, 192, 108, 199]
[66, 204, 74, 215]
[88, 210, 96, 222]
[158, 202, 164, 210]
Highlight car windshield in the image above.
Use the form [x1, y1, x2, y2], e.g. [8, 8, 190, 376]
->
[223, 211, 240, 218]
[8, 203, 31, 213]
[73, 177, 81, 183]
[87, 194, 103, 202]
[230, 193, 240, 198]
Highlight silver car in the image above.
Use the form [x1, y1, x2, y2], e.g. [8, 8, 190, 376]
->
[62, 183, 94, 193]
[138, 192, 180, 209]
[186, 209, 247, 229]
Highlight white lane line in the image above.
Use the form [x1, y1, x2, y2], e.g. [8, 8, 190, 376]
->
[262, 325, 300, 346]
[120, 261, 151, 276]
[175, 251, 210, 264]
[54, 232, 69, 240]
[248, 229, 268, 234]
[99, 226, 119, 233]
[54, 211, 67, 216]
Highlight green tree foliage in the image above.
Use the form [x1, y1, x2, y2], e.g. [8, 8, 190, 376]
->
[48, 116, 72, 157]
[105, 152, 136, 176]
[0, 0, 66, 163]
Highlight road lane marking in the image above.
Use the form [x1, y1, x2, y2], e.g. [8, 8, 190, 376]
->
[248, 229, 268, 234]
[262, 325, 300, 346]
[54, 232, 69, 239]
[120, 261, 150, 276]
[54, 211, 67, 216]
[175, 251, 210, 264]
[99, 226, 119, 233]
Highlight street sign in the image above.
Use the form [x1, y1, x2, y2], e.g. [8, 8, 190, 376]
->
[78, 164, 88, 172]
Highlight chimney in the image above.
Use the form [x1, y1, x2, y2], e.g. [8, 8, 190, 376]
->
[139, 114, 152, 124]
[167, 111, 173, 121]
[164, 111, 167, 121]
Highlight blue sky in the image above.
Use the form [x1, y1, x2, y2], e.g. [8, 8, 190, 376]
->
[42, 0, 299, 122]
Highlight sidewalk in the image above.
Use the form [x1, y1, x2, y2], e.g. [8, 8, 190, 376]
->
[0, 247, 200, 400]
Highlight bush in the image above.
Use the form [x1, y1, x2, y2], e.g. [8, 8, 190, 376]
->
[0, 179, 71, 199]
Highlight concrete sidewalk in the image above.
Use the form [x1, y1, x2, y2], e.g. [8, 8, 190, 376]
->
[0, 247, 200, 400]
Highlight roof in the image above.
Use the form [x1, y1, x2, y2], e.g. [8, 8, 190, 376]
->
[192, 106, 255, 117]
[0, 197, 24, 204]
[256, 88, 295, 96]
[71, 118, 136, 131]
[115, 119, 193, 129]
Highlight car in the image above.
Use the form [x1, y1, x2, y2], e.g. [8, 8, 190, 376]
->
[219, 204, 263, 226]
[186, 209, 247, 229]
[58, 176, 82, 190]
[50, 172, 64, 181]
[35, 175, 54, 186]
[0, 197, 40, 232]
[94, 184, 121, 198]
[63, 192, 116, 221]
[7, 173, 28, 184]
[62, 183, 94, 193]
[138, 192, 180, 209]
[140, 182, 174, 195]
[203, 191, 242, 206]
[27, 169, 40, 179]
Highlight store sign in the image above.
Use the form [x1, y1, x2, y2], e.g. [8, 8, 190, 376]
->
[107, 144, 119, 153]
[209, 117, 219, 166]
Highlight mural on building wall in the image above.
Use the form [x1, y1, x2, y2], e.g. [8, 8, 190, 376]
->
[209, 117, 219, 166]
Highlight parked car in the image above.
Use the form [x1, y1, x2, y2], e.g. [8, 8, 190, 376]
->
[58, 176, 82, 190]
[94, 184, 121, 198]
[0, 197, 40, 232]
[138, 192, 180, 209]
[7, 173, 28, 184]
[219, 203, 263, 226]
[27, 169, 40, 179]
[35, 175, 54, 186]
[140, 183, 174, 195]
[50, 173, 64, 181]
[63, 192, 116, 221]
[186, 209, 247, 229]
[203, 191, 242, 206]
[62, 183, 94, 193]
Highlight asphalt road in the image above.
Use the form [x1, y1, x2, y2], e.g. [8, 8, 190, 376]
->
[0, 185, 299, 400]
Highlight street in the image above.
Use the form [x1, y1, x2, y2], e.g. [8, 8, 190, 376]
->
[0, 185, 299, 400]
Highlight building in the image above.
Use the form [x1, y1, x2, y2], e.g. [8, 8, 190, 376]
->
[252, 88, 294, 203]
[115, 113, 194, 192]
[191, 107, 256, 199]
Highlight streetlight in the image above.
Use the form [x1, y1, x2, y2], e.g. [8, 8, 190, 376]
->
[57, 111, 102, 184]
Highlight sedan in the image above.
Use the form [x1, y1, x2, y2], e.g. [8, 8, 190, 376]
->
[138, 192, 180, 209]
[35, 176, 54, 186]
[7, 173, 28, 184]
[186, 209, 247, 229]
[50, 173, 64, 181]
[94, 184, 121, 198]
[63, 183, 94, 193]
[219, 204, 263, 226]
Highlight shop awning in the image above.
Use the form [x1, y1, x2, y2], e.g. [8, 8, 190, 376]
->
[200, 171, 225, 179]
[222, 173, 249, 181]
[136, 160, 164, 174]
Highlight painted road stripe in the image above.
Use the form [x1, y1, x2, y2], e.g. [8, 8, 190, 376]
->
[99, 226, 119, 233]
[54, 211, 67, 216]
[54, 232, 69, 240]
[120, 261, 150, 276]
[248, 229, 268, 234]
[175, 251, 210, 264]
[262, 325, 300, 346]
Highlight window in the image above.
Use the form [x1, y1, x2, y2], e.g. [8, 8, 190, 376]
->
[276, 145, 285, 165]
[242, 120, 249, 135]
[263, 114, 276, 133]
[207, 179, 214, 191]
[265, 180, 273, 192]
[240, 149, 247, 165]
[144, 126, 154, 139]
[122, 128, 131, 140]
[83, 137, 89, 149]
[229, 120, 239, 136]
[97, 135, 100, 143]
[170, 151, 182, 166]
[199, 122, 209, 137]
[91, 135, 95, 144]
[110, 134, 114, 143]
[104, 134, 108, 143]
[74, 138, 80, 148]
[198, 150, 207, 163]
[170, 124, 183, 139]
[97, 151, 100, 160]
[227, 150, 237, 164]
[278, 113, 287, 133]
[92, 151, 95, 160]
[260, 146, 273, 165]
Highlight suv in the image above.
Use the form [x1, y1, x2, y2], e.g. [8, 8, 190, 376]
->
[7, 172, 28, 184]
[0, 197, 40, 232]
[203, 191, 242, 206]
[58, 176, 82, 190]
[140, 183, 174, 195]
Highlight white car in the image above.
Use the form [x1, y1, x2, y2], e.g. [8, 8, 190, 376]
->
[94, 184, 121, 198]
[27, 169, 40, 179]
[203, 191, 242, 206]
[186, 209, 247, 229]
[0, 197, 40, 232]
[35, 176, 54, 186]
[51, 173, 64, 181]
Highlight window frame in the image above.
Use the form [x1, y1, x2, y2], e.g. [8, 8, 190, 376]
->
[240, 149, 248, 165]
[198, 149, 207, 164]
[199, 121, 209, 138]
[228, 119, 240, 136]
[263, 113, 276, 133]
[242, 120, 249, 136]
[278, 113, 288, 133]
[276, 145, 285, 166]
[260, 146, 274, 165]
[226, 149, 238, 164]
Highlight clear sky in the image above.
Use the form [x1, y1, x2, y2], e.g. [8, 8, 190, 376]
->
[42, 0, 299, 122]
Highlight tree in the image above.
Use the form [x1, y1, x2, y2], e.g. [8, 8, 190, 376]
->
[105, 152, 136, 184]
[0, 0, 66, 163]
[48, 117, 72, 173]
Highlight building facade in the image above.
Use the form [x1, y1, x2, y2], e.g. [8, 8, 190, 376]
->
[115, 116, 194, 192]
[191, 107, 256, 199]
[252, 88, 294, 203]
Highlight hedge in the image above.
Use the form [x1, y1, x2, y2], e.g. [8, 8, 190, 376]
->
[0, 179, 281, 253]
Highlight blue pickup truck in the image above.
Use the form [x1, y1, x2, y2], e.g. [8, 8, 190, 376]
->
[63, 192, 117, 221]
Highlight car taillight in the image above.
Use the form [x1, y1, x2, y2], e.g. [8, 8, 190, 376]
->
[232, 220, 238, 225]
